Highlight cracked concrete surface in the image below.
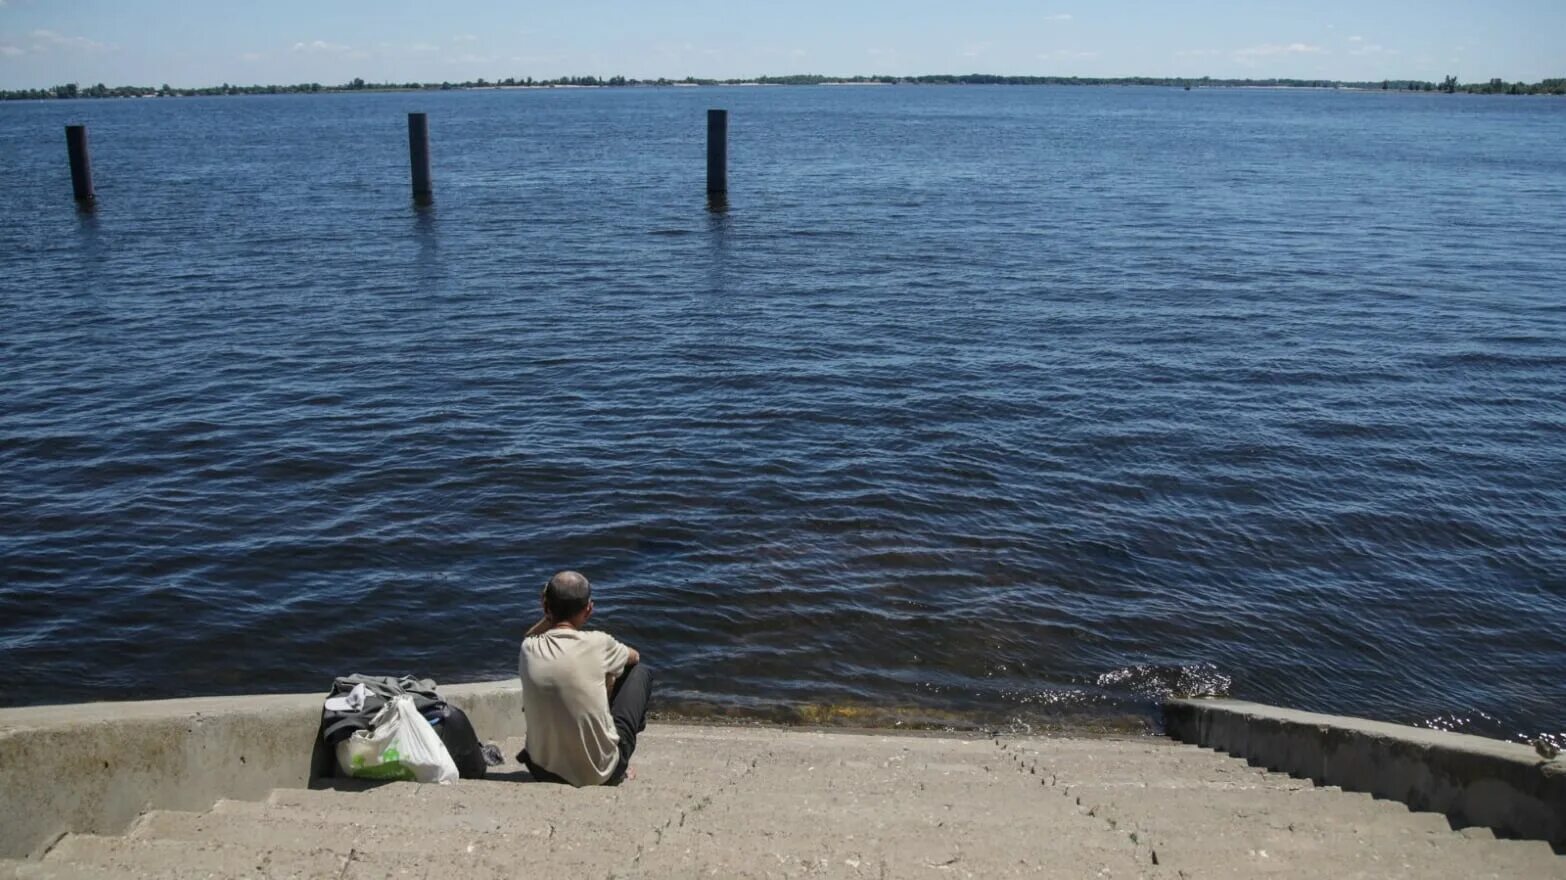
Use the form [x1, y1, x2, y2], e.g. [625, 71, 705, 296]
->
[5, 725, 1563, 879]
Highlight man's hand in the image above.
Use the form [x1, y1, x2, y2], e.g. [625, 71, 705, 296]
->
[524, 615, 552, 638]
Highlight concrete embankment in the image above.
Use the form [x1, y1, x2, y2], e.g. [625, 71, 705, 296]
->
[1164, 697, 1566, 850]
[2, 686, 1563, 877]
[0, 680, 524, 860]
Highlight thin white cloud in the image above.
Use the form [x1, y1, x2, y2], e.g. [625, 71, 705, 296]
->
[1233, 42, 1326, 58]
[1176, 48, 1222, 57]
[30, 29, 107, 52]
[1349, 43, 1396, 57]
[239, 51, 265, 62]
[1037, 49, 1098, 60]
[291, 39, 351, 53]
[451, 34, 479, 44]
[1044, 13, 1073, 22]
[0, 44, 22, 58]
[1348, 35, 1364, 43]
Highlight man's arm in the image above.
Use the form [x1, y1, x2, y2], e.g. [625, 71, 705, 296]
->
[606, 647, 641, 693]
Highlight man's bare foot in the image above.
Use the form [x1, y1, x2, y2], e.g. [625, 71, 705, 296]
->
[623, 765, 636, 782]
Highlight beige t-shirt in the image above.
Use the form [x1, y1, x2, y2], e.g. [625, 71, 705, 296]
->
[518, 628, 631, 787]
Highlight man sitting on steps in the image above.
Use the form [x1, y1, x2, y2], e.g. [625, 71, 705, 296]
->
[518, 570, 651, 786]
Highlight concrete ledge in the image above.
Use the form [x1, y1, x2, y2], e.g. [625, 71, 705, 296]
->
[1163, 697, 1566, 850]
[0, 679, 524, 860]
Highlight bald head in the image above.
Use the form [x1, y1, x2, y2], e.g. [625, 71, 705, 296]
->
[543, 570, 592, 621]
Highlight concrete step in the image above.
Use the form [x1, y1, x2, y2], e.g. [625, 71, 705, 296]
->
[293, 767, 733, 805]
[1452, 836, 1566, 869]
[629, 830, 1156, 879]
[23, 834, 345, 879]
[625, 775, 1158, 879]
[1023, 743, 1524, 839]
[635, 747, 1160, 878]
[15, 833, 546, 880]
[1070, 785, 1453, 837]
[131, 806, 641, 873]
[164, 776, 1161, 878]
[215, 796, 544, 834]
[1068, 788, 1566, 879]
[1014, 741, 1310, 784]
[9, 724, 1557, 880]
[0, 859, 26, 880]
[1131, 837, 1563, 880]
[263, 778, 726, 829]
[133, 804, 529, 851]
[1013, 746, 1566, 879]
[1019, 762, 1313, 796]
[1070, 784, 1454, 829]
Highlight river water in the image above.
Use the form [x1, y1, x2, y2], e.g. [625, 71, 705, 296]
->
[2, 86, 1562, 742]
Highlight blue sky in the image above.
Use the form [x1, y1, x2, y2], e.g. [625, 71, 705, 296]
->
[1, 1, 1561, 89]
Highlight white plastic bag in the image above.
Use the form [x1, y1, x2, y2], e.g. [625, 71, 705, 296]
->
[335, 694, 459, 784]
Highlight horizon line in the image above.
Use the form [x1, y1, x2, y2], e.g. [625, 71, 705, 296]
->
[6, 72, 1564, 98]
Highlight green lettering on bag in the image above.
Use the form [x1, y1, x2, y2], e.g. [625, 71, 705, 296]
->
[351, 761, 415, 781]
[346, 746, 415, 780]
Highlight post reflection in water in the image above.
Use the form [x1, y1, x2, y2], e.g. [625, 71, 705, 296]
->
[412, 204, 439, 293]
[72, 202, 105, 268]
[704, 197, 733, 297]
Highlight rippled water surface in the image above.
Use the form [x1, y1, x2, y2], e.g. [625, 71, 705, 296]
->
[2, 87, 1563, 740]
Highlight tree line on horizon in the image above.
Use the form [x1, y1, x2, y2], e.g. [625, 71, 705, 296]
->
[4, 73, 1564, 101]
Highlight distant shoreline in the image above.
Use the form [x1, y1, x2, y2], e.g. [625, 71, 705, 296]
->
[5, 73, 1563, 102]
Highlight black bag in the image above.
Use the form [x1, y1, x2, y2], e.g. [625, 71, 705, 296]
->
[428, 704, 487, 779]
[319, 675, 446, 746]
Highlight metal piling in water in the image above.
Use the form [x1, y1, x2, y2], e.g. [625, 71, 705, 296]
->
[61, 110, 737, 210]
[65, 125, 95, 205]
[408, 112, 433, 205]
[707, 109, 728, 200]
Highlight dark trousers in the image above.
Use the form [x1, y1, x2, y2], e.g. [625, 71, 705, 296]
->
[522, 663, 652, 786]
